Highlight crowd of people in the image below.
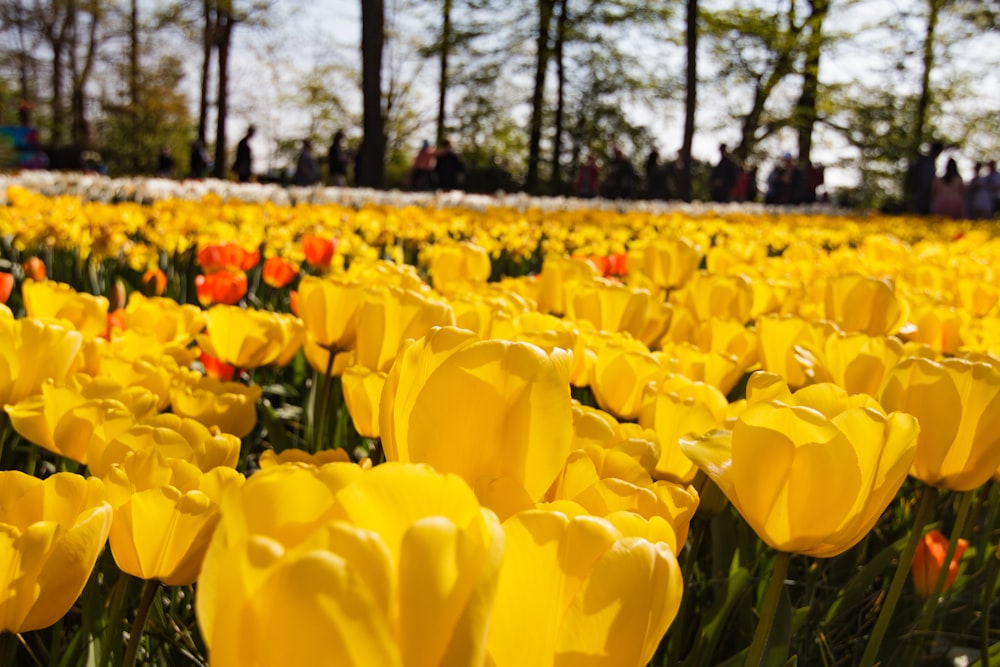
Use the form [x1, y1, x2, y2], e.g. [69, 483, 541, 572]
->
[174, 126, 999, 217]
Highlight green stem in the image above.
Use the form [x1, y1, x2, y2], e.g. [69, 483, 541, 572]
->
[0, 413, 11, 471]
[745, 550, 791, 667]
[983, 544, 998, 667]
[859, 484, 937, 667]
[122, 579, 159, 667]
[906, 488, 976, 662]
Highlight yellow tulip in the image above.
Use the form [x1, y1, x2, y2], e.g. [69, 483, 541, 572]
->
[427, 240, 492, 290]
[123, 293, 206, 346]
[342, 365, 387, 438]
[681, 372, 919, 557]
[564, 277, 652, 338]
[0, 471, 111, 633]
[487, 509, 682, 667]
[0, 316, 83, 407]
[258, 448, 352, 468]
[105, 449, 244, 585]
[880, 356, 1000, 490]
[296, 275, 366, 351]
[589, 338, 664, 420]
[381, 327, 574, 509]
[633, 237, 702, 290]
[5, 374, 149, 464]
[537, 255, 599, 316]
[657, 342, 748, 397]
[756, 314, 838, 389]
[674, 272, 754, 323]
[824, 274, 905, 335]
[900, 303, 967, 355]
[545, 445, 699, 550]
[89, 414, 241, 478]
[169, 369, 262, 438]
[355, 285, 455, 372]
[797, 332, 905, 397]
[198, 305, 304, 368]
[639, 374, 735, 484]
[197, 462, 504, 667]
[22, 279, 109, 338]
[96, 348, 184, 411]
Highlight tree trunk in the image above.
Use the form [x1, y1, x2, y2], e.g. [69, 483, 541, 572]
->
[913, 0, 940, 157]
[525, 0, 555, 193]
[549, 0, 567, 192]
[680, 0, 697, 202]
[197, 0, 214, 143]
[70, 3, 101, 149]
[360, 0, 385, 188]
[436, 0, 452, 147]
[795, 0, 828, 165]
[130, 0, 139, 110]
[212, 9, 232, 178]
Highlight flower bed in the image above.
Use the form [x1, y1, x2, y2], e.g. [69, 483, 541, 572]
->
[0, 177, 997, 666]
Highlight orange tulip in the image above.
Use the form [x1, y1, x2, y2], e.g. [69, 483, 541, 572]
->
[200, 352, 237, 381]
[262, 256, 298, 288]
[912, 529, 968, 598]
[142, 269, 167, 296]
[198, 242, 259, 273]
[22, 257, 46, 282]
[195, 270, 247, 307]
[0, 273, 12, 304]
[302, 233, 337, 270]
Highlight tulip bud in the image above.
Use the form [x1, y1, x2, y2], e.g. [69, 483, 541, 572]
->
[912, 529, 968, 598]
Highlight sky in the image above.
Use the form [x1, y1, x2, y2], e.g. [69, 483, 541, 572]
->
[212, 0, 1000, 192]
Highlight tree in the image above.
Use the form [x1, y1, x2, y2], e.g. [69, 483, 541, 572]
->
[793, 0, 829, 165]
[360, 0, 385, 187]
[679, 0, 697, 201]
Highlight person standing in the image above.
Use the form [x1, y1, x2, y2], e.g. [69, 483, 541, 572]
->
[411, 140, 437, 190]
[327, 130, 348, 186]
[293, 138, 319, 186]
[157, 146, 175, 178]
[931, 158, 966, 219]
[709, 143, 738, 202]
[434, 140, 465, 191]
[575, 153, 600, 198]
[189, 138, 210, 179]
[232, 125, 256, 183]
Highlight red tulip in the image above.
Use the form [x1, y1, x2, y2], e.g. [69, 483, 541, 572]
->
[106, 309, 127, 338]
[912, 529, 969, 598]
[198, 242, 259, 273]
[302, 234, 336, 270]
[262, 256, 298, 288]
[200, 351, 237, 382]
[0, 272, 12, 304]
[195, 270, 247, 307]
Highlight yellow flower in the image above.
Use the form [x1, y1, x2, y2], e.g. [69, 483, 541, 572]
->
[197, 462, 504, 667]
[538, 255, 599, 316]
[639, 374, 736, 484]
[427, 240, 492, 290]
[22, 279, 109, 338]
[564, 277, 653, 338]
[5, 374, 149, 464]
[824, 274, 905, 335]
[0, 316, 83, 407]
[169, 370, 262, 438]
[674, 272, 754, 323]
[355, 285, 455, 372]
[589, 338, 664, 421]
[681, 372, 919, 557]
[632, 237, 701, 289]
[89, 414, 241, 478]
[198, 305, 304, 368]
[124, 293, 206, 346]
[756, 314, 837, 389]
[381, 327, 574, 509]
[258, 448, 352, 468]
[297, 275, 366, 351]
[487, 509, 682, 667]
[798, 332, 905, 397]
[880, 356, 1000, 490]
[0, 471, 111, 633]
[342, 365, 387, 439]
[105, 449, 244, 585]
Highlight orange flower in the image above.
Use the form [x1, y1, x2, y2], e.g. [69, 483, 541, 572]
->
[262, 256, 298, 288]
[195, 270, 247, 307]
[198, 242, 259, 273]
[0, 273, 12, 304]
[912, 529, 969, 598]
[142, 269, 167, 296]
[106, 309, 127, 338]
[22, 257, 46, 282]
[302, 234, 337, 270]
[607, 252, 628, 277]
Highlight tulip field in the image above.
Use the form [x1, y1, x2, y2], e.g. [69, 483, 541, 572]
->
[0, 174, 999, 666]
